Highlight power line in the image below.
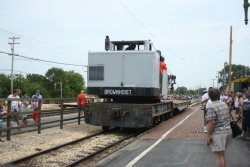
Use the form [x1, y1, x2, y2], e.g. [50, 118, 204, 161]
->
[0, 51, 10, 55]
[0, 69, 28, 74]
[117, 0, 168, 50]
[0, 28, 85, 55]
[0, 50, 87, 67]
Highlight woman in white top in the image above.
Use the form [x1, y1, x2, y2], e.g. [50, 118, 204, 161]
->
[234, 94, 240, 115]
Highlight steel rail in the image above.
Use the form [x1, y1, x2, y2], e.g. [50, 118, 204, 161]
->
[1, 100, 197, 167]
[1, 131, 106, 167]
[65, 133, 140, 167]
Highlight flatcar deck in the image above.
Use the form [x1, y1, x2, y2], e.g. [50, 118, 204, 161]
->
[84, 100, 191, 129]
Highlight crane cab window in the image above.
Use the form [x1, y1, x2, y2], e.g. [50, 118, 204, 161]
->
[110, 40, 152, 51]
[89, 66, 104, 81]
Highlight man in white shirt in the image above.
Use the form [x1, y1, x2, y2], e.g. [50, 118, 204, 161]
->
[201, 87, 213, 133]
[7, 89, 21, 127]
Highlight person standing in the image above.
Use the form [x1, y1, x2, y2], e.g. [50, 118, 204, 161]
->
[234, 93, 240, 115]
[32, 106, 39, 125]
[0, 104, 6, 142]
[159, 56, 167, 92]
[21, 91, 30, 125]
[241, 93, 250, 140]
[226, 94, 233, 112]
[7, 89, 21, 127]
[31, 90, 42, 125]
[206, 88, 232, 167]
[77, 90, 86, 115]
[201, 90, 209, 132]
[31, 90, 43, 110]
[201, 87, 213, 133]
[237, 93, 244, 120]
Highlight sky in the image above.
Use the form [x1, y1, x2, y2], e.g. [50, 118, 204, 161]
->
[0, 0, 249, 89]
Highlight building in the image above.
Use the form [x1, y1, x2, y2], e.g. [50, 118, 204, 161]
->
[232, 77, 250, 93]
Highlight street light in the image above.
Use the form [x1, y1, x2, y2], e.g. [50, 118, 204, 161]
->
[244, 0, 250, 25]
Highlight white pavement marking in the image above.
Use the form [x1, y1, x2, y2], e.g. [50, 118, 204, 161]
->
[125, 107, 200, 167]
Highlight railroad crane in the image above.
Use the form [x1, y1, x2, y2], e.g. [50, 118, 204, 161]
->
[87, 36, 168, 103]
[84, 37, 190, 130]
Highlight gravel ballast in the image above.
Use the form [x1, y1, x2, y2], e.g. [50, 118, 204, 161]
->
[0, 122, 102, 165]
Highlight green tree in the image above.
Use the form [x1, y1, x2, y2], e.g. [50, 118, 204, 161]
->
[186, 89, 195, 96]
[175, 86, 187, 95]
[45, 68, 85, 98]
[64, 70, 85, 98]
[0, 74, 11, 97]
[45, 68, 65, 98]
[0, 73, 27, 97]
[15, 74, 27, 94]
[0, 67, 85, 98]
[26, 74, 49, 97]
[218, 64, 250, 90]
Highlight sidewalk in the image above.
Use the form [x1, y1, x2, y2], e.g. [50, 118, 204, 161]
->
[95, 106, 250, 167]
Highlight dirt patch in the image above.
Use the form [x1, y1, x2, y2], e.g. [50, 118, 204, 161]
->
[42, 104, 60, 110]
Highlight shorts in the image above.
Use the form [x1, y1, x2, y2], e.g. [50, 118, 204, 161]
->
[32, 111, 39, 120]
[12, 109, 19, 122]
[210, 132, 232, 152]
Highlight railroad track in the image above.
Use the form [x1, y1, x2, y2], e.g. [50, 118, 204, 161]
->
[41, 109, 78, 117]
[2, 129, 142, 167]
[1, 100, 199, 166]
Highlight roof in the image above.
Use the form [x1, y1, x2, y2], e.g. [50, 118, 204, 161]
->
[233, 77, 250, 83]
[111, 40, 149, 45]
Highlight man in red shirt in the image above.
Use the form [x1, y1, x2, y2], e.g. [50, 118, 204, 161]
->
[77, 90, 86, 115]
[160, 60, 167, 74]
[159, 56, 167, 92]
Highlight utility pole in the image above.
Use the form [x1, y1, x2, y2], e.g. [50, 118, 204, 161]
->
[228, 26, 233, 93]
[60, 78, 62, 98]
[8, 36, 20, 94]
[217, 71, 220, 88]
[224, 62, 228, 92]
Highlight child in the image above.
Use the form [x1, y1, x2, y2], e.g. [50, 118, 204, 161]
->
[21, 102, 29, 125]
[21, 91, 30, 125]
[0, 105, 6, 142]
[32, 107, 39, 125]
[21, 101, 30, 125]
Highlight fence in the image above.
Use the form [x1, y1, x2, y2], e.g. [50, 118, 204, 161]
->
[0, 98, 87, 141]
